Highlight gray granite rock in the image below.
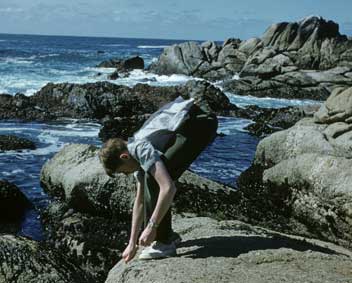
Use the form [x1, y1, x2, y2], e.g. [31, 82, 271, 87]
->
[105, 215, 352, 283]
[238, 86, 352, 248]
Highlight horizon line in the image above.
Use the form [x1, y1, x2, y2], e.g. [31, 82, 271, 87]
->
[0, 32, 226, 43]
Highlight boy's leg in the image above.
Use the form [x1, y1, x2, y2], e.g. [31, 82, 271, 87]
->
[163, 109, 218, 180]
[143, 107, 218, 244]
[143, 172, 172, 243]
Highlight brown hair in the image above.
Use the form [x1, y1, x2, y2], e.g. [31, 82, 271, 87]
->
[99, 138, 127, 177]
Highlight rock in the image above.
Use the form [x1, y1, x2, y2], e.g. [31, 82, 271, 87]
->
[42, 203, 130, 283]
[0, 180, 31, 233]
[40, 144, 136, 217]
[148, 42, 207, 76]
[0, 234, 94, 283]
[149, 40, 245, 80]
[223, 73, 332, 100]
[107, 70, 119, 80]
[314, 86, 352, 124]
[97, 56, 144, 71]
[223, 16, 352, 99]
[244, 104, 321, 137]
[0, 80, 237, 122]
[40, 144, 247, 281]
[99, 114, 150, 141]
[40, 144, 135, 281]
[105, 215, 352, 283]
[0, 135, 36, 151]
[150, 16, 352, 99]
[236, 86, 352, 248]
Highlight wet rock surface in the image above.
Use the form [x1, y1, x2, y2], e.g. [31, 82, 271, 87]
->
[244, 103, 321, 137]
[0, 80, 238, 123]
[0, 234, 94, 283]
[105, 215, 352, 283]
[0, 180, 31, 234]
[0, 135, 36, 151]
[97, 56, 144, 71]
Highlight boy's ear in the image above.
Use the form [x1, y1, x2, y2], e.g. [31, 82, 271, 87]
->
[119, 152, 130, 160]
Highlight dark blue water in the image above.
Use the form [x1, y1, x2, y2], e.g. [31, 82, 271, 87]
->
[0, 34, 317, 240]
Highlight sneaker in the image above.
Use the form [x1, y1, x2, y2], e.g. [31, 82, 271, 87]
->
[138, 241, 176, 260]
[168, 231, 182, 246]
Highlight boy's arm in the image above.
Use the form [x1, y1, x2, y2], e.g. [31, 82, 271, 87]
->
[139, 160, 176, 246]
[129, 179, 144, 246]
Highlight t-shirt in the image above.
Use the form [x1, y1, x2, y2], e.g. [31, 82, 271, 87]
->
[127, 96, 195, 181]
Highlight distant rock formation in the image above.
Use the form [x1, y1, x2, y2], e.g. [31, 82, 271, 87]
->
[150, 16, 352, 99]
[149, 39, 245, 80]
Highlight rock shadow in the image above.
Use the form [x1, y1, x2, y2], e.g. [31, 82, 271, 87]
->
[177, 234, 342, 259]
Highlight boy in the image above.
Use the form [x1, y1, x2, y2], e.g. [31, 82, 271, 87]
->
[99, 96, 218, 262]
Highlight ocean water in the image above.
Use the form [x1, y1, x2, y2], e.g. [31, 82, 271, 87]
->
[0, 34, 321, 240]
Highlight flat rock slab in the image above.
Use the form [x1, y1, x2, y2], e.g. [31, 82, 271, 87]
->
[105, 215, 352, 283]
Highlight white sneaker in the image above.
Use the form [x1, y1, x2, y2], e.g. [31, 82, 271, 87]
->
[138, 241, 177, 260]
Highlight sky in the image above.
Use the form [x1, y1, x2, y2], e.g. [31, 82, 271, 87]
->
[0, 0, 351, 40]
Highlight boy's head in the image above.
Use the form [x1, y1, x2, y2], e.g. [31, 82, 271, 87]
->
[99, 138, 139, 177]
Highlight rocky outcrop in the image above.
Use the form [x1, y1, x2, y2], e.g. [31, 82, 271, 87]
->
[149, 39, 245, 80]
[150, 16, 352, 99]
[97, 56, 144, 71]
[105, 215, 352, 283]
[244, 103, 321, 137]
[224, 16, 352, 99]
[0, 135, 36, 151]
[0, 234, 94, 283]
[40, 143, 256, 281]
[0, 180, 31, 233]
[237, 86, 352, 248]
[0, 80, 238, 123]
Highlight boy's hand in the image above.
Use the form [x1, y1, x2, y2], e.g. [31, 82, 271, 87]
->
[138, 226, 156, 246]
[122, 243, 138, 263]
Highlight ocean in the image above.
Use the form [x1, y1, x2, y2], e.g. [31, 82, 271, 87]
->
[0, 33, 319, 240]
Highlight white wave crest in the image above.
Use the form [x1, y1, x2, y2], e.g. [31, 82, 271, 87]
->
[217, 116, 254, 134]
[225, 92, 322, 109]
[138, 45, 169, 49]
[100, 44, 130, 47]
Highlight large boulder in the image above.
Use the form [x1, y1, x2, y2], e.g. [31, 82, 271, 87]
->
[149, 39, 246, 80]
[40, 144, 136, 217]
[0, 180, 31, 233]
[40, 144, 244, 281]
[0, 234, 94, 283]
[0, 135, 36, 151]
[105, 215, 352, 283]
[237, 86, 352, 248]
